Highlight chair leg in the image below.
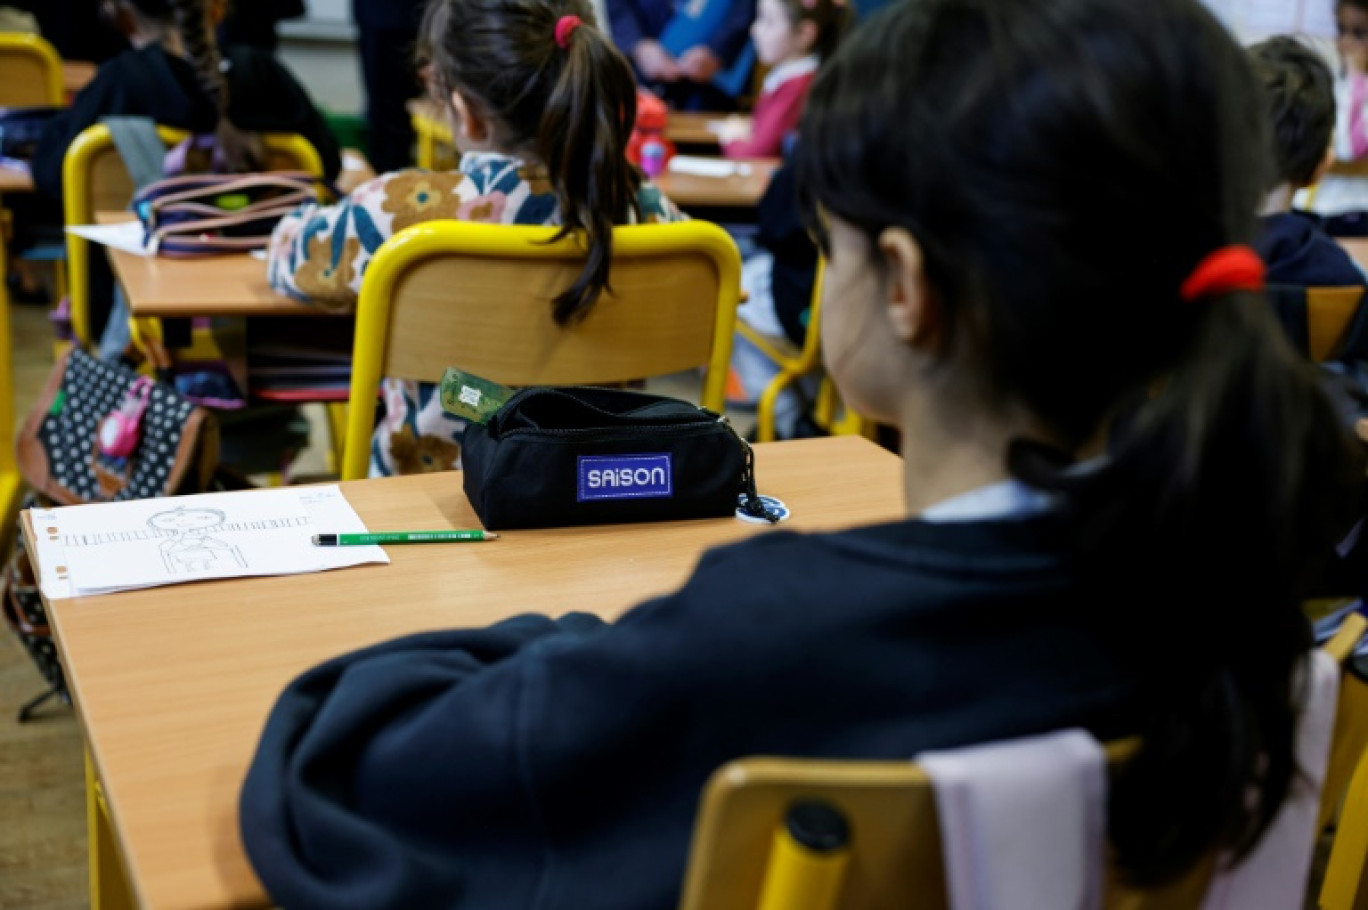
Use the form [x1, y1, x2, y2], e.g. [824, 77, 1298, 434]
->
[325, 401, 348, 476]
[16, 685, 67, 723]
[755, 370, 804, 443]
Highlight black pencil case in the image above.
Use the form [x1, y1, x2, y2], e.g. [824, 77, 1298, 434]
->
[461, 387, 769, 530]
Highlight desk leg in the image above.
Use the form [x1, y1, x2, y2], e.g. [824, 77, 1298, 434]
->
[86, 750, 135, 910]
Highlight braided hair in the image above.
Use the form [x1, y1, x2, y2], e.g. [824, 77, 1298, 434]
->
[125, 0, 264, 172]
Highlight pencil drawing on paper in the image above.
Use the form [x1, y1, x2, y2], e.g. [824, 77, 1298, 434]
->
[148, 507, 248, 574]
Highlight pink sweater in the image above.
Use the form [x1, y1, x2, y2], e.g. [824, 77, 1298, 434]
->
[723, 64, 816, 159]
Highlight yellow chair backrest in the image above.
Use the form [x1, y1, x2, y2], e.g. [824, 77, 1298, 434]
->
[0, 32, 61, 107]
[678, 741, 1216, 910]
[61, 123, 324, 346]
[342, 220, 742, 480]
[1306, 286, 1365, 364]
[1322, 613, 1368, 910]
[681, 620, 1368, 910]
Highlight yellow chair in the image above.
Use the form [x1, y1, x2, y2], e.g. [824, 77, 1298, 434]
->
[61, 122, 325, 348]
[0, 248, 19, 547]
[342, 220, 742, 480]
[0, 32, 62, 107]
[410, 99, 458, 172]
[681, 621, 1368, 910]
[1323, 724, 1368, 910]
[1305, 286, 1366, 364]
[1322, 614, 1368, 910]
[0, 34, 63, 529]
[738, 263, 868, 442]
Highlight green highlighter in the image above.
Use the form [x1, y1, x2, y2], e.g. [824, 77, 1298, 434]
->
[439, 368, 515, 424]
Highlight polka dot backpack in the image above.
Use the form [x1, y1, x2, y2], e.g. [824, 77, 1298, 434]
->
[2, 348, 219, 721]
[16, 348, 218, 505]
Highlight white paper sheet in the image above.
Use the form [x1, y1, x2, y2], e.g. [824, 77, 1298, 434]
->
[667, 156, 752, 178]
[65, 221, 154, 258]
[31, 486, 388, 598]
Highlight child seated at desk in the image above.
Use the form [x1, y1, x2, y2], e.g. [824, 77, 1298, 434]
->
[720, 0, 848, 158]
[240, 0, 1365, 906]
[31, 0, 341, 343]
[1250, 37, 1367, 288]
[266, 0, 683, 478]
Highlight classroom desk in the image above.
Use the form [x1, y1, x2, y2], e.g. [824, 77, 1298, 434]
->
[664, 111, 746, 147]
[0, 163, 34, 194]
[1339, 237, 1368, 275]
[23, 435, 902, 910]
[405, 98, 774, 209]
[63, 60, 97, 99]
[654, 157, 779, 208]
[95, 212, 314, 318]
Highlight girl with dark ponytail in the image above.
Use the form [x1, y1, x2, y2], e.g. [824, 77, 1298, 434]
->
[238, 1, 1364, 904]
[266, 0, 684, 478]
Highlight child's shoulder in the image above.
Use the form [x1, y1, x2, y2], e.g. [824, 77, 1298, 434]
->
[636, 180, 687, 223]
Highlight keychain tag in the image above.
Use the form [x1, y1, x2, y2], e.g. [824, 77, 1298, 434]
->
[97, 377, 154, 457]
[439, 368, 515, 424]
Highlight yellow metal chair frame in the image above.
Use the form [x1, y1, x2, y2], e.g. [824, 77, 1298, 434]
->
[342, 220, 742, 480]
[0, 250, 19, 548]
[1322, 614, 1368, 910]
[682, 619, 1368, 910]
[61, 122, 325, 348]
[0, 34, 63, 532]
[738, 263, 867, 442]
[411, 102, 457, 172]
[0, 32, 62, 107]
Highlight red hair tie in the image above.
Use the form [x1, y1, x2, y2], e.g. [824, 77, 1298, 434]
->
[1179, 245, 1266, 303]
[555, 15, 583, 49]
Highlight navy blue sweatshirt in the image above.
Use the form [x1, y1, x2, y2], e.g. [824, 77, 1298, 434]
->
[1256, 210, 1367, 289]
[33, 42, 340, 204]
[240, 515, 1143, 910]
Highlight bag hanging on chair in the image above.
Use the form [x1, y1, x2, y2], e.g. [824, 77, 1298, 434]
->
[1, 349, 221, 721]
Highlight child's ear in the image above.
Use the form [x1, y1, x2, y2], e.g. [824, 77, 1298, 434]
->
[449, 90, 490, 145]
[796, 19, 819, 54]
[877, 227, 939, 348]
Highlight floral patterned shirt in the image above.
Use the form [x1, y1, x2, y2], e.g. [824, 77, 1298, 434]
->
[265, 152, 684, 477]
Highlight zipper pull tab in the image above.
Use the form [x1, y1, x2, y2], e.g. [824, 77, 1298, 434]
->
[722, 417, 780, 524]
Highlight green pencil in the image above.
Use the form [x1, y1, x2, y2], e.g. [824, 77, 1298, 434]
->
[312, 530, 499, 546]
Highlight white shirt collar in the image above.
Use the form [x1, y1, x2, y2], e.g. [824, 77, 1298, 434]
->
[762, 55, 819, 95]
[919, 479, 1057, 524]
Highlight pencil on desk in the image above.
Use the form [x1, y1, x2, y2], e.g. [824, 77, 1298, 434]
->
[312, 530, 499, 546]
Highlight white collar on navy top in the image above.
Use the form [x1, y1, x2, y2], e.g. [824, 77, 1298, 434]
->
[918, 479, 1058, 523]
[762, 54, 820, 95]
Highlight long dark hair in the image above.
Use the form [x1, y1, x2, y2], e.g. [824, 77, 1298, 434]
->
[420, 0, 643, 325]
[125, 0, 264, 172]
[772, 0, 851, 63]
[798, 0, 1364, 884]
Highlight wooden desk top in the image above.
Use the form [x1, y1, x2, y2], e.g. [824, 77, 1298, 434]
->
[406, 98, 772, 208]
[95, 213, 319, 318]
[654, 158, 778, 208]
[0, 164, 34, 194]
[665, 112, 744, 147]
[1338, 237, 1368, 274]
[63, 60, 97, 98]
[26, 436, 902, 910]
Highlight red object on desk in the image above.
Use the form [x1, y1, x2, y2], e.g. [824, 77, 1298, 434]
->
[627, 89, 676, 175]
